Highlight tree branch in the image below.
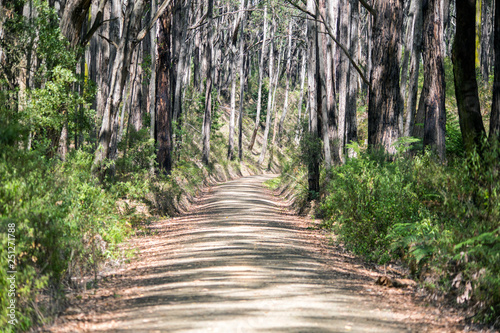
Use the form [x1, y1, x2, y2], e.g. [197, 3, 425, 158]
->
[80, 0, 109, 47]
[136, 0, 174, 43]
[98, 33, 118, 49]
[188, 11, 208, 30]
[285, 0, 369, 86]
[358, 0, 376, 18]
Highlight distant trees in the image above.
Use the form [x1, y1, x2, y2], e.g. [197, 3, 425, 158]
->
[453, 0, 487, 154]
[3, 0, 500, 194]
[422, 0, 446, 159]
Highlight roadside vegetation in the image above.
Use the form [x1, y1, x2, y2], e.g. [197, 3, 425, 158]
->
[2, 0, 500, 331]
[272, 59, 500, 328]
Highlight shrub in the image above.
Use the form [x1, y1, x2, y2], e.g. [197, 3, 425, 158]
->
[319, 146, 500, 326]
[0, 147, 134, 330]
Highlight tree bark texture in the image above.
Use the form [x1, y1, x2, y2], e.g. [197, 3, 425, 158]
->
[59, 0, 91, 47]
[248, 4, 268, 151]
[404, 0, 423, 137]
[306, 0, 320, 198]
[338, 0, 350, 159]
[94, 0, 147, 173]
[156, 4, 173, 174]
[346, 0, 359, 156]
[422, 0, 446, 159]
[228, 47, 237, 159]
[295, 47, 307, 143]
[278, 20, 293, 143]
[367, 0, 404, 154]
[237, 0, 246, 160]
[258, 19, 275, 165]
[490, 0, 500, 142]
[319, 0, 332, 167]
[201, 0, 214, 165]
[452, 0, 486, 154]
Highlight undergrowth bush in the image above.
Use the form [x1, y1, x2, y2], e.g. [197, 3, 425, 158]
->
[0, 147, 136, 331]
[319, 146, 500, 326]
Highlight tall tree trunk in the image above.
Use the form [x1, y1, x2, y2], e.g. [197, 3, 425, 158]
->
[258, 18, 275, 165]
[306, 0, 320, 198]
[172, 0, 192, 127]
[422, 0, 446, 159]
[326, 0, 341, 162]
[237, 0, 246, 160]
[476, 0, 482, 69]
[267, 40, 284, 168]
[59, 0, 92, 48]
[404, 0, 423, 137]
[149, 0, 157, 173]
[201, 0, 214, 165]
[318, 0, 331, 167]
[278, 20, 293, 143]
[480, 0, 492, 85]
[264, 39, 283, 166]
[453, 0, 487, 154]
[248, 4, 268, 150]
[399, 2, 411, 130]
[489, 0, 500, 143]
[346, 0, 358, 156]
[156, 3, 174, 174]
[367, 0, 404, 154]
[294, 47, 307, 143]
[338, 0, 350, 159]
[228, 47, 237, 159]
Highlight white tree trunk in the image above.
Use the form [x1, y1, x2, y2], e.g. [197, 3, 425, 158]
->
[248, 4, 268, 150]
[258, 19, 275, 165]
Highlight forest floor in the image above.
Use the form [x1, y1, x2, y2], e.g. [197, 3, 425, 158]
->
[43, 175, 484, 333]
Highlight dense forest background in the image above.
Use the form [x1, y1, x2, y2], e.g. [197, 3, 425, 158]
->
[1, 0, 500, 330]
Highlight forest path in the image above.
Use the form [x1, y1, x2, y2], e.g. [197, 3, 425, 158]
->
[50, 175, 464, 333]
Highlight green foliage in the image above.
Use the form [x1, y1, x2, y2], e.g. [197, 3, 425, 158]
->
[320, 152, 420, 263]
[2, 1, 95, 156]
[445, 113, 464, 157]
[0, 147, 134, 330]
[116, 128, 156, 175]
[319, 146, 500, 326]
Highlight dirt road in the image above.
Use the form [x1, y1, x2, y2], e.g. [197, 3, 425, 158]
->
[48, 175, 466, 332]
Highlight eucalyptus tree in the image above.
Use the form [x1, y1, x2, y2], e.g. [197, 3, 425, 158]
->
[237, 0, 247, 160]
[318, 0, 331, 167]
[294, 46, 307, 143]
[345, 0, 358, 157]
[258, 15, 276, 165]
[248, 4, 268, 151]
[452, 0, 487, 154]
[421, 0, 446, 159]
[93, 0, 173, 174]
[157, 1, 174, 173]
[201, 0, 214, 164]
[403, 0, 423, 137]
[367, 0, 404, 155]
[277, 19, 293, 142]
[489, 0, 500, 143]
[480, 0, 494, 85]
[337, 0, 350, 159]
[306, 0, 320, 196]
